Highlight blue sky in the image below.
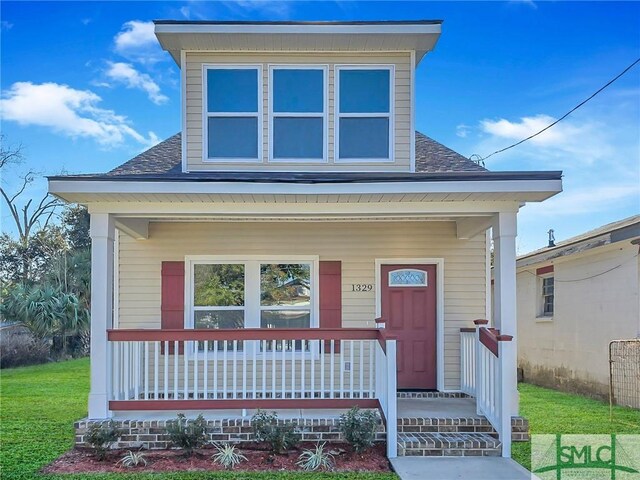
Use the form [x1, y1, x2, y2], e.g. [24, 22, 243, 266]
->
[1, 1, 639, 253]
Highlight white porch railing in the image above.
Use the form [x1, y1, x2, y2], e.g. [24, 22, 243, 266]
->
[107, 328, 398, 458]
[460, 320, 513, 457]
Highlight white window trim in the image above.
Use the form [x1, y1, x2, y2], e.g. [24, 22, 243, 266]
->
[374, 258, 446, 391]
[388, 268, 428, 287]
[202, 64, 263, 163]
[334, 64, 395, 163]
[268, 65, 329, 163]
[184, 255, 319, 332]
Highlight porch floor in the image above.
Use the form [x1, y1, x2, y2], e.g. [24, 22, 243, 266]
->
[110, 396, 479, 421]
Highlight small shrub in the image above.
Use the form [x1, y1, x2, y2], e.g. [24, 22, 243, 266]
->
[297, 442, 334, 471]
[117, 450, 147, 468]
[251, 410, 299, 453]
[86, 420, 123, 460]
[339, 406, 378, 453]
[212, 443, 247, 470]
[166, 413, 208, 455]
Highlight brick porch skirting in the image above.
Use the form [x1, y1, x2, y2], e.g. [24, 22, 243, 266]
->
[74, 417, 387, 450]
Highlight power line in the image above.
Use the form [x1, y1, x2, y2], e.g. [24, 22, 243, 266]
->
[522, 252, 639, 283]
[473, 57, 640, 162]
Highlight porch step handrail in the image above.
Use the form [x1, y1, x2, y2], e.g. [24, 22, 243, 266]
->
[107, 327, 398, 458]
[461, 320, 513, 458]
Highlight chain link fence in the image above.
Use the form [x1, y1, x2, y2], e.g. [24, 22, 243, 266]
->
[609, 339, 640, 410]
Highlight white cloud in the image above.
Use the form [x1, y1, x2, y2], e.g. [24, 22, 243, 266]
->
[527, 184, 640, 216]
[0, 82, 160, 148]
[114, 20, 165, 65]
[105, 62, 168, 105]
[456, 124, 471, 138]
[1, 21, 13, 30]
[477, 114, 614, 167]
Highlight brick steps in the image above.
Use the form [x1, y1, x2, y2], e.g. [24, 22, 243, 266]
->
[397, 432, 502, 457]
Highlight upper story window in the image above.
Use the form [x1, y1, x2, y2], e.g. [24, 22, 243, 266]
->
[204, 66, 262, 162]
[270, 67, 327, 162]
[336, 66, 393, 162]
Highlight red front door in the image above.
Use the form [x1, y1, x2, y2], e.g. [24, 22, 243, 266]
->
[381, 264, 437, 390]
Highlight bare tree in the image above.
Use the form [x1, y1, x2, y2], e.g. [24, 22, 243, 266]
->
[1, 137, 64, 282]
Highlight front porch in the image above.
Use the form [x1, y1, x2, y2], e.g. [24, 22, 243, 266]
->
[80, 317, 525, 457]
[80, 197, 530, 459]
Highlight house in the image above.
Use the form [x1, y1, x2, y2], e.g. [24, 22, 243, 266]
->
[48, 20, 562, 459]
[516, 215, 640, 405]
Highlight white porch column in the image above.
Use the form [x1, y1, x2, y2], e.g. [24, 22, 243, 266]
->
[88, 213, 115, 419]
[492, 211, 519, 416]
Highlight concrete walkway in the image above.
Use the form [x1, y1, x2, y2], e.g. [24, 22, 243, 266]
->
[391, 457, 538, 480]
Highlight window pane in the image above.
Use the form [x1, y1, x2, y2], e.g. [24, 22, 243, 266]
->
[195, 310, 244, 351]
[207, 69, 258, 113]
[339, 117, 389, 159]
[208, 117, 258, 159]
[261, 311, 311, 351]
[194, 264, 244, 307]
[273, 117, 323, 159]
[195, 310, 245, 329]
[339, 69, 390, 113]
[273, 69, 323, 113]
[260, 264, 311, 306]
[261, 310, 311, 329]
[389, 269, 427, 286]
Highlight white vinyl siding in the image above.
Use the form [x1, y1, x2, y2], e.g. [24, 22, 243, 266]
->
[116, 221, 487, 390]
[184, 52, 412, 172]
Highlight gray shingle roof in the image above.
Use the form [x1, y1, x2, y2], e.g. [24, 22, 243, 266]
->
[107, 132, 486, 176]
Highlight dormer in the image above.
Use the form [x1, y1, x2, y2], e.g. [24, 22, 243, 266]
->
[154, 20, 442, 172]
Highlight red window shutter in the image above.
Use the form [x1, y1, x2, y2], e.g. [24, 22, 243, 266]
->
[161, 261, 185, 354]
[319, 261, 342, 352]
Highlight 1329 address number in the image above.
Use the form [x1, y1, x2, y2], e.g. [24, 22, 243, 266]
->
[351, 284, 373, 292]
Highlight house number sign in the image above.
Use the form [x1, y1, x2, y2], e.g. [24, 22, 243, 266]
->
[351, 284, 373, 292]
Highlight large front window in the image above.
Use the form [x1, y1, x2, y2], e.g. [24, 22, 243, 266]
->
[189, 259, 316, 351]
[336, 67, 393, 161]
[204, 66, 261, 161]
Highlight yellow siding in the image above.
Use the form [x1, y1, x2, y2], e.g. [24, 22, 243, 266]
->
[185, 52, 412, 172]
[117, 221, 487, 390]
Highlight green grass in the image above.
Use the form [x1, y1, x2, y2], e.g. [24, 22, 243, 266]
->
[2, 360, 639, 478]
[512, 383, 640, 470]
[0, 358, 395, 479]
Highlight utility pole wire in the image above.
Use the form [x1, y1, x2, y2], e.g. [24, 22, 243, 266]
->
[474, 56, 640, 162]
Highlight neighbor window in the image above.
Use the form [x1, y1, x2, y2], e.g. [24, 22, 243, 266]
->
[336, 67, 393, 161]
[205, 66, 261, 161]
[540, 276, 554, 316]
[270, 67, 326, 161]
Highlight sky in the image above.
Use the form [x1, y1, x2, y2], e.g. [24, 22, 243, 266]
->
[1, 1, 639, 253]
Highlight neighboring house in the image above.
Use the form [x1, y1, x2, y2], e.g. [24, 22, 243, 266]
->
[48, 20, 562, 459]
[516, 215, 640, 401]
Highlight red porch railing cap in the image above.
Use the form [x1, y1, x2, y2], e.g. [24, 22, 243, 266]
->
[460, 327, 475, 333]
[473, 319, 489, 325]
[496, 334, 514, 342]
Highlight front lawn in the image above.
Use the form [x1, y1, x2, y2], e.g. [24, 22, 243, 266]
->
[0, 358, 395, 479]
[1, 359, 638, 478]
[512, 383, 640, 470]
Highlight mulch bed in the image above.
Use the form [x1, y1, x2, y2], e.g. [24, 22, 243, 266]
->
[42, 443, 391, 474]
